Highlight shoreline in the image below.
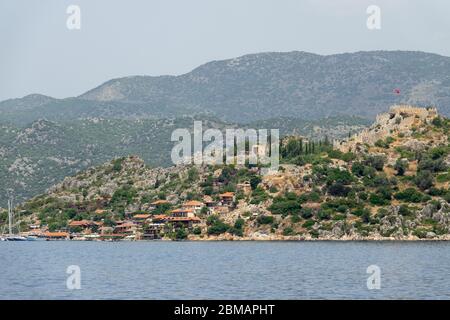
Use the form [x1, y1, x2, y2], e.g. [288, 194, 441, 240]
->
[5, 237, 450, 242]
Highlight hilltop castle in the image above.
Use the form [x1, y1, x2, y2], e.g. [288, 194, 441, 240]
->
[334, 105, 438, 153]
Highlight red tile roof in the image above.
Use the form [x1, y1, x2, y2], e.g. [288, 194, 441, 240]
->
[171, 208, 195, 213]
[68, 220, 94, 227]
[151, 200, 169, 205]
[219, 192, 235, 198]
[133, 214, 151, 219]
[183, 200, 204, 206]
[44, 232, 69, 238]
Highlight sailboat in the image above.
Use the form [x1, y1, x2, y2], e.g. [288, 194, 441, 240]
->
[1, 197, 27, 241]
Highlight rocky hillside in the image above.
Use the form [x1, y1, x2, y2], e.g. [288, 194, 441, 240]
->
[2, 51, 450, 125]
[5, 106, 450, 240]
[0, 116, 367, 207]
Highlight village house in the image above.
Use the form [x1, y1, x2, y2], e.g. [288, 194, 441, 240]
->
[152, 214, 168, 223]
[166, 216, 201, 228]
[68, 220, 98, 233]
[166, 207, 201, 228]
[114, 221, 138, 234]
[171, 208, 196, 218]
[29, 220, 41, 230]
[99, 226, 114, 234]
[132, 213, 152, 224]
[182, 200, 205, 212]
[219, 192, 235, 206]
[142, 223, 165, 240]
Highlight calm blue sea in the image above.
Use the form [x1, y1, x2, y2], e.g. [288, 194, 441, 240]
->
[0, 241, 449, 299]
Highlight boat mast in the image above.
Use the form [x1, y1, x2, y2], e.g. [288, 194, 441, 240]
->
[8, 198, 13, 235]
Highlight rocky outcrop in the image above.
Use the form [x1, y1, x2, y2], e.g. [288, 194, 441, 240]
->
[335, 105, 439, 153]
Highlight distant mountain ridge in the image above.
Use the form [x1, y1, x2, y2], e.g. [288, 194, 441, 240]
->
[1, 50, 449, 206]
[2, 51, 450, 125]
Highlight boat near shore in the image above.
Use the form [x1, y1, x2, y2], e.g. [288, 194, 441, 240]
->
[1, 196, 39, 241]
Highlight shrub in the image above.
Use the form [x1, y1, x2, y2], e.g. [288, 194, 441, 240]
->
[414, 170, 434, 191]
[228, 218, 245, 236]
[250, 186, 269, 204]
[327, 168, 354, 185]
[418, 156, 447, 173]
[394, 188, 425, 203]
[360, 210, 371, 223]
[257, 215, 274, 225]
[112, 158, 124, 172]
[365, 155, 386, 171]
[432, 117, 443, 127]
[175, 227, 188, 240]
[358, 192, 368, 201]
[328, 182, 351, 197]
[302, 220, 315, 229]
[375, 137, 394, 149]
[398, 205, 411, 216]
[268, 197, 301, 215]
[291, 214, 301, 223]
[352, 207, 370, 218]
[282, 227, 294, 236]
[300, 208, 313, 219]
[234, 218, 245, 230]
[328, 149, 356, 161]
[394, 159, 408, 176]
[111, 185, 137, 206]
[250, 175, 262, 190]
[369, 193, 389, 206]
[332, 213, 346, 221]
[436, 173, 450, 183]
[351, 162, 366, 177]
[207, 215, 231, 235]
[428, 187, 446, 196]
[317, 209, 331, 220]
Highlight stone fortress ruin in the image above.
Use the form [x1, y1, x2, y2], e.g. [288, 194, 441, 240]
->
[334, 105, 438, 153]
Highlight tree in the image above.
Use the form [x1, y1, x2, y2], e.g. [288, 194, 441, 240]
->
[394, 159, 408, 176]
[268, 198, 301, 215]
[415, 170, 434, 191]
[328, 182, 351, 197]
[394, 188, 426, 203]
[207, 215, 231, 235]
[229, 218, 245, 236]
[112, 158, 124, 172]
[175, 227, 188, 240]
[250, 175, 262, 190]
[365, 155, 385, 171]
[360, 210, 371, 224]
[257, 215, 274, 225]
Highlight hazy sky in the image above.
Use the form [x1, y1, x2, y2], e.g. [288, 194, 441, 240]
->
[1, 0, 449, 101]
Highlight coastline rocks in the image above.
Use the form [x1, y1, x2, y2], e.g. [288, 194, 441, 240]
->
[331, 221, 345, 237]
